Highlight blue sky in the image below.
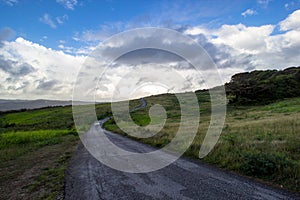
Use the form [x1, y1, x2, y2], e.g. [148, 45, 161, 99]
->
[0, 0, 300, 100]
[1, 0, 300, 50]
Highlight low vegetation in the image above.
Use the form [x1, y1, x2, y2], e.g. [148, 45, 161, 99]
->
[104, 92, 300, 192]
[1, 67, 299, 198]
[226, 66, 300, 104]
[0, 103, 111, 199]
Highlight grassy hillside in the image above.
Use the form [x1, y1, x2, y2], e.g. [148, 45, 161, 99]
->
[0, 103, 111, 199]
[104, 92, 300, 192]
[1, 67, 300, 197]
[0, 99, 73, 112]
[1, 94, 299, 197]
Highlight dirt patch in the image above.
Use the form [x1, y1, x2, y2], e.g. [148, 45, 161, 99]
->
[0, 136, 78, 200]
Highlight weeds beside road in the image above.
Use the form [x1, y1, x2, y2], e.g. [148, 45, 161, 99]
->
[0, 93, 299, 199]
[0, 104, 111, 199]
[104, 92, 300, 192]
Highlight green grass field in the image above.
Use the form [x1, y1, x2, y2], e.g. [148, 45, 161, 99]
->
[0, 103, 112, 199]
[0, 93, 299, 198]
[104, 92, 300, 192]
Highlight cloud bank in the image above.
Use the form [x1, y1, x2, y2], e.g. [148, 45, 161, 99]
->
[0, 37, 84, 99]
[1, 9, 300, 100]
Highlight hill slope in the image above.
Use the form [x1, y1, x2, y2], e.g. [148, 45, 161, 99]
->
[0, 99, 72, 112]
[225, 66, 300, 104]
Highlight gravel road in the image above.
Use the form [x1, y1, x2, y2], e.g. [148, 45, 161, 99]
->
[65, 98, 299, 199]
[65, 127, 299, 200]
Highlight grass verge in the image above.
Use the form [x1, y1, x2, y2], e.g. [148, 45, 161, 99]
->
[104, 93, 300, 192]
[0, 102, 112, 199]
[0, 130, 78, 199]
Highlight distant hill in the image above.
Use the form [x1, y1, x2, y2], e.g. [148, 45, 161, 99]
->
[0, 99, 72, 112]
[225, 66, 300, 104]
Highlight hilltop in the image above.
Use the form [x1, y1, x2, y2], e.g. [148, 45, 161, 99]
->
[225, 66, 300, 104]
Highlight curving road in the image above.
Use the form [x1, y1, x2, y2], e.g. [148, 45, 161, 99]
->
[65, 99, 299, 200]
[130, 98, 147, 112]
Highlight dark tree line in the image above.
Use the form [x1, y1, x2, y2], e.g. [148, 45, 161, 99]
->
[225, 66, 300, 104]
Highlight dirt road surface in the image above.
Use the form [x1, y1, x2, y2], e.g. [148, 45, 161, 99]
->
[65, 126, 299, 200]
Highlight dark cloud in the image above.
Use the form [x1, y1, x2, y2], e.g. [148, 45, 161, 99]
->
[90, 27, 255, 72]
[115, 48, 184, 65]
[91, 31, 204, 70]
[0, 27, 15, 47]
[36, 80, 59, 90]
[0, 55, 35, 76]
[190, 33, 255, 70]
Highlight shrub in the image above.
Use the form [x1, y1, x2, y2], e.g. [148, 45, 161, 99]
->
[241, 151, 296, 178]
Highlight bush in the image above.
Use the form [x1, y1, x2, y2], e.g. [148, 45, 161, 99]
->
[226, 67, 300, 104]
[241, 151, 296, 178]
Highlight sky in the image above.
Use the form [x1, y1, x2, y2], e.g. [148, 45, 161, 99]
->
[0, 0, 300, 100]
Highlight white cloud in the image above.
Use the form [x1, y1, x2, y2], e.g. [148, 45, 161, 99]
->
[0, 37, 85, 100]
[39, 14, 57, 29]
[56, 14, 68, 25]
[184, 26, 210, 36]
[241, 9, 257, 17]
[75, 22, 126, 43]
[39, 36, 48, 42]
[257, 0, 271, 8]
[1, 0, 18, 6]
[211, 24, 275, 54]
[2, 9, 300, 100]
[57, 43, 95, 55]
[58, 44, 64, 49]
[284, 1, 300, 10]
[70, 29, 229, 101]
[56, 0, 77, 10]
[39, 13, 69, 29]
[81, 62, 212, 102]
[184, 10, 300, 72]
[279, 9, 300, 31]
[285, 2, 293, 10]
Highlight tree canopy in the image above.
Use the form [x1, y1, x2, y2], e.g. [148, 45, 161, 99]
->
[225, 67, 300, 104]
